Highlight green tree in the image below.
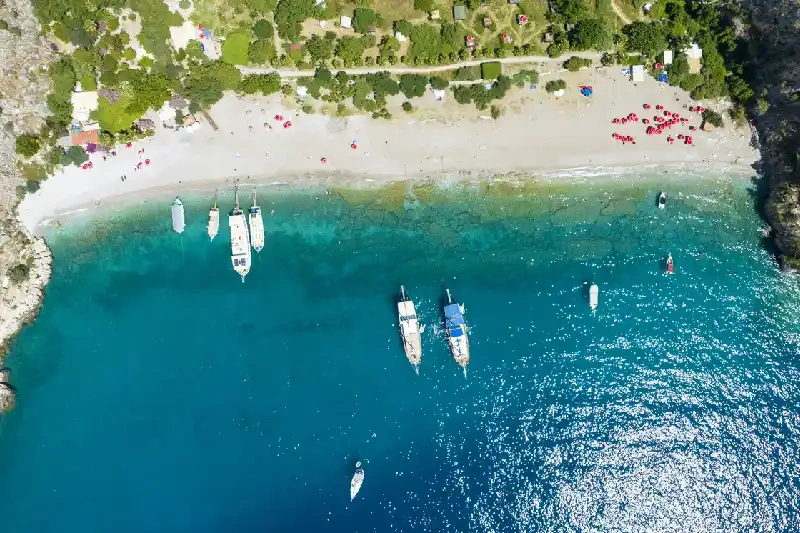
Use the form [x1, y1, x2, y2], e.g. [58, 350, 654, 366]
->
[248, 39, 276, 64]
[553, 0, 588, 24]
[399, 74, 427, 98]
[306, 34, 335, 64]
[239, 73, 282, 94]
[252, 19, 274, 39]
[429, 76, 449, 90]
[414, 0, 433, 10]
[61, 145, 89, 166]
[569, 18, 610, 50]
[701, 108, 724, 128]
[222, 30, 251, 65]
[353, 8, 376, 34]
[335, 36, 367, 64]
[183, 62, 242, 109]
[545, 79, 567, 93]
[622, 21, 665, 57]
[490, 104, 503, 119]
[402, 101, 413, 112]
[275, 0, 316, 41]
[15, 134, 41, 157]
[563, 56, 591, 71]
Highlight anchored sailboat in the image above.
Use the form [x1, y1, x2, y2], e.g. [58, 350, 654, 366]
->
[443, 289, 469, 376]
[249, 188, 264, 253]
[398, 285, 422, 373]
[171, 197, 185, 234]
[229, 185, 251, 282]
[207, 191, 219, 241]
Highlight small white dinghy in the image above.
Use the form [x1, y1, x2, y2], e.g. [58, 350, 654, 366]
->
[350, 461, 364, 501]
[589, 283, 599, 311]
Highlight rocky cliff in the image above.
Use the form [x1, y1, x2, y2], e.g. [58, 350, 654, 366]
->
[0, 0, 55, 411]
[742, 0, 800, 265]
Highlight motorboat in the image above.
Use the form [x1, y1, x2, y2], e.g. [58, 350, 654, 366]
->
[350, 461, 364, 501]
[666, 252, 674, 274]
[443, 289, 469, 376]
[589, 283, 599, 310]
[658, 192, 666, 209]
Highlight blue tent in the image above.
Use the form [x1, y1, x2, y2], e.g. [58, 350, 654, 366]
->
[657, 73, 668, 83]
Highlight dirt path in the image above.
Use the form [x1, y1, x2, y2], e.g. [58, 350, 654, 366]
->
[611, 0, 633, 25]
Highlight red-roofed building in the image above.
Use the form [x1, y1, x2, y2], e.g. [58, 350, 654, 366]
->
[71, 129, 99, 147]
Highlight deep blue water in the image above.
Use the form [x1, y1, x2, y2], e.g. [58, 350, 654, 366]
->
[1, 177, 800, 532]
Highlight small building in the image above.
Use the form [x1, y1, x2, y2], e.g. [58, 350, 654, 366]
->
[70, 128, 99, 147]
[483, 16, 492, 28]
[432, 89, 446, 101]
[70, 85, 99, 123]
[631, 64, 645, 82]
[430, 9, 440, 20]
[182, 114, 198, 127]
[465, 35, 477, 49]
[502, 33, 513, 44]
[340, 15, 352, 28]
[518, 14, 528, 25]
[453, 5, 467, 21]
[565, 22, 575, 31]
[663, 50, 673, 65]
[543, 32, 554, 42]
[395, 31, 407, 42]
[135, 118, 155, 132]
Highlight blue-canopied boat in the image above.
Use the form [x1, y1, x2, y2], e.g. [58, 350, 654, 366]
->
[444, 289, 469, 376]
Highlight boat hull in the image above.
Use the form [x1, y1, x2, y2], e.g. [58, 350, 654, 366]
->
[229, 212, 251, 281]
[208, 208, 219, 241]
[171, 199, 185, 234]
[398, 298, 422, 370]
[249, 209, 264, 253]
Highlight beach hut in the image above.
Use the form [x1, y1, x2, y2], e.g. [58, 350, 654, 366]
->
[683, 43, 703, 73]
[340, 15, 352, 28]
[502, 33, 513, 44]
[631, 65, 645, 82]
[453, 5, 467, 21]
[484, 16, 492, 28]
[430, 9, 440, 20]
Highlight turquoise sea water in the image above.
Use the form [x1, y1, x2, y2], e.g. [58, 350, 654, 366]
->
[1, 176, 800, 532]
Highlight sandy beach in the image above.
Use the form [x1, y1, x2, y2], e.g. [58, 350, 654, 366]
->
[18, 69, 760, 233]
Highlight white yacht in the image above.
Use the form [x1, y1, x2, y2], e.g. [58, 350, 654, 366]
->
[443, 289, 469, 376]
[589, 283, 599, 311]
[350, 462, 364, 501]
[249, 188, 264, 253]
[207, 191, 219, 241]
[229, 186, 251, 282]
[171, 197, 185, 234]
[398, 286, 422, 373]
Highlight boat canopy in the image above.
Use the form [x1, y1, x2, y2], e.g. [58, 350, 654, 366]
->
[449, 327, 464, 337]
[398, 300, 416, 318]
[444, 303, 464, 327]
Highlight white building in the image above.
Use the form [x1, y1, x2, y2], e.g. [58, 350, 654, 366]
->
[631, 65, 645, 82]
[395, 31, 407, 42]
[340, 15, 352, 29]
[71, 85, 99, 122]
[663, 50, 673, 65]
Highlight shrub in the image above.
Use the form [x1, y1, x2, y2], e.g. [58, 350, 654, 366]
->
[569, 18, 611, 51]
[414, 0, 434, 10]
[222, 31, 250, 65]
[25, 180, 40, 193]
[15, 134, 41, 157]
[756, 98, 769, 115]
[302, 103, 314, 113]
[622, 21, 665, 57]
[490, 104, 503, 119]
[545, 79, 567, 93]
[252, 19, 274, 39]
[402, 101, 413, 112]
[702, 108, 724, 128]
[481, 61, 501, 80]
[353, 8, 376, 34]
[61, 145, 89, 166]
[248, 39, 276, 64]
[399, 74, 427, 98]
[429, 76, 449, 90]
[8, 264, 30, 284]
[563, 56, 591, 71]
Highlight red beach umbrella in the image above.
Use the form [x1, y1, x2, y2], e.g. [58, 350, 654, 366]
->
[126, 142, 132, 148]
[351, 143, 357, 150]
[145, 159, 151, 165]
[321, 157, 327, 163]
[286, 121, 292, 127]
[644, 104, 651, 109]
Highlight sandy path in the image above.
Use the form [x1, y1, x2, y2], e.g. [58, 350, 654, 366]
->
[19, 70, 759, 233]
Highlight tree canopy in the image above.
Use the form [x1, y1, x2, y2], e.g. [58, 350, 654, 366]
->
[15, 134, 42, 157]
[569, 18, 610, 50]
[222, 31, 251, 65]
[623, 21, 666, 57]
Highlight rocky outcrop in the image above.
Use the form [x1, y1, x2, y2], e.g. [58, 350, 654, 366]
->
[0, 0, 55, 411]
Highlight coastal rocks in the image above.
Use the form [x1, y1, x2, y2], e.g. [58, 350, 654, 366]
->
[765, 183, 800, 270]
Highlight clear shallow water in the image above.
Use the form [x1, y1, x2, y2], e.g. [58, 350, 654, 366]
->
[1, 177, 800, 532]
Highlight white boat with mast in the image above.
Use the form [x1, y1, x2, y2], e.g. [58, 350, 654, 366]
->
[171, 197, 185, 234]
[229, 185, 251, 282]
[350, 461, 364, 501]
[398, 285, 423, 373]
[443, 289, 469, 377]
[249, 188, 264, 253]
[207, 191, 219, 241]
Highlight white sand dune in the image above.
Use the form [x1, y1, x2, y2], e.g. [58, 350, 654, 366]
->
[19, 70, 759, 233]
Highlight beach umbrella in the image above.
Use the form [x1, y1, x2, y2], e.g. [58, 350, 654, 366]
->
[81, 164, 87, 170]
[286, 121, 292, 127]
[351, 143, 357, 150]
[126, 142, 132, 148]
[321, 157, 327, 163]
[643, 104, 650, 109]
[145, 159, 151, 165]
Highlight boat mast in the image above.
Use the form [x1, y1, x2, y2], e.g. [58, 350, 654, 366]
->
[446, 288, 452, 304]
[213, 189, 218, 209]
[252, 188, 257, 208]
[234, 184, 240, 211]
[401, 285, 406, 301]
